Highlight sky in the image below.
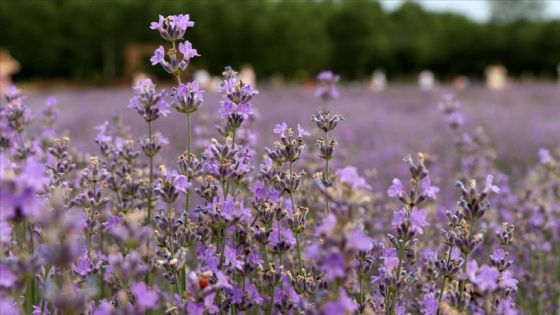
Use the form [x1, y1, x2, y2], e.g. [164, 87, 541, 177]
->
[379, 0, 560, 22]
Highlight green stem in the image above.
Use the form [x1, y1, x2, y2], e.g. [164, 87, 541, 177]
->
[325, 130, 331, 215]
[295, 232, 303, 274]
[145, 121, 154, 285]
[268, 284, 276, 315]
[436, 246, 454, 315]
[219, 226, 228, 268]
[458, 219, 476, 309]
[263, 246, 271, 269]
[359, 274, 364, 307]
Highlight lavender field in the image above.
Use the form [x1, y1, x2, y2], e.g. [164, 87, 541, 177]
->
[1, 13, 560, 315]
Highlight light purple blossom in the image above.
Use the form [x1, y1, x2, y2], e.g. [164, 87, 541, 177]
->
[297, 124, 310, 137]
[421, 293, 439, 315]
[274, 122, 288, 137]
[388, 178, 403, 197]
[421, 175, 440, 199]
[321, 288, 356, 314]
[409, 207, 429, 235]
[0, 265, 18, 289]
[150, 46, 165, 65]
[179, 41, 199, 60]
[484, 174, 500, 194]
[467, 260, 499, 292]
[336, 166, 372, 190]
[131, 282, 158, 310]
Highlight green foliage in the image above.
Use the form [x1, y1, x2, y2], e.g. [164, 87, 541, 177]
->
[0, 0, 558, 82]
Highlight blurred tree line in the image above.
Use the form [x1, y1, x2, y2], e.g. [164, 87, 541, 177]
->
[0, 0, 558, 83]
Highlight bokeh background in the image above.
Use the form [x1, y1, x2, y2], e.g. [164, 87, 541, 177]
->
[1, 0, 559, 85]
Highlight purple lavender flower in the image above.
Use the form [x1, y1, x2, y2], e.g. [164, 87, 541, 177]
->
[179, 41, 199, 60]
[421, 175, 440, 199]
[409, 207, 429, 235]
[0, 220, 11, 250]
[171, 81, 205, 114]
[297, 124, 310, 137]
[0, 157, 48, 221]
[315, 70, 340, 101]
[387, 178, 403, 197]
[321, 288, 356, 314]
[91, 300, 114, 315]
[94, 121, 112, 143]
[150, 14, 195, 42]
[336, 166, 371, 190]
[128, 79, 169, 123]
[467, 260, 499, 292]
[150, 46, 165, 65]
[538, 148, 552, 165]
[420, 293, 439, 315]
[499, 270, 518, 289]
[131, 282, 158, 310]
[273, 122, 288, 137]
[483, 174, 500, 194]
[0, 264, 18, 289]
[73, 257, 93, 277]
[0, 296, 19, 315]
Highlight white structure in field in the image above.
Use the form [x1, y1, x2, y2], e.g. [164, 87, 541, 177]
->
[194, 69, 211, 90]
[132, 72, 150, 88]
[485, 64, 508, 90]
[239, 64, 256, 88]
[0, 49, 20, 95]
[418, 70, 435, 91]
[371, 70, 387, 92]
[209, 76, 223, 92]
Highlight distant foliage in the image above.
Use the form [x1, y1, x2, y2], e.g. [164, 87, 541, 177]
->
[0, 0, 559, 82]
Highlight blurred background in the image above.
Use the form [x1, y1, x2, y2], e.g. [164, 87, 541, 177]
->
[1, 0, 559, 87]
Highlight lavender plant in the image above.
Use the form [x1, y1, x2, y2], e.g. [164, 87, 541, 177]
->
[1, 11, 557, 315]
